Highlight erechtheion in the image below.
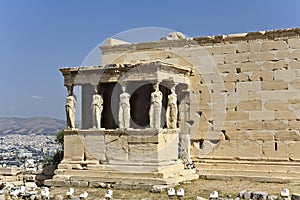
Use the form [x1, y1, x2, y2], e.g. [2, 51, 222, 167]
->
[47, 28, 300, 188]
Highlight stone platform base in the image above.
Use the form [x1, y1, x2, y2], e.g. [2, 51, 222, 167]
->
[44, 160, 199, 189]
[195, 159, 300, 184]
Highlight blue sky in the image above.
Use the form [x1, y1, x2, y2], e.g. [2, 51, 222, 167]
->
[0, 0, 299, 120]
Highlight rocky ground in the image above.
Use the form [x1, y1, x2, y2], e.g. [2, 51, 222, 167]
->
[2, 178, 300, 199]
[46, 178, 300, 199]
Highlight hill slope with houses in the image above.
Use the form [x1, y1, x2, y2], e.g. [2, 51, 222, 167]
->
[0, 117, 65, 135]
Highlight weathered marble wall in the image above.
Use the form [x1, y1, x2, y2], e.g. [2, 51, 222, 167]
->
[100, 28, 300, 162]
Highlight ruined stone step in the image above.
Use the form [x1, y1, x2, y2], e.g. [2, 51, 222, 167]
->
[195, 162, 300, 171]
[70, 175, 171, 185]
[198, 174, 297, 184]
[195, 159, 300, 166]
[197, 168, 300, 179]
[55, 168, 196, 180]
[68, 172, 199, 187]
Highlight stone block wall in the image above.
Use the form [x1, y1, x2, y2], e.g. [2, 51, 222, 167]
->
[63, 129, 179, 165]
[100, 28, 300, 162]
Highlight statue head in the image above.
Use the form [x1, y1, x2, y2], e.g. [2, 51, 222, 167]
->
[67, 85, 74, 96]
[153, 82, 160, 91]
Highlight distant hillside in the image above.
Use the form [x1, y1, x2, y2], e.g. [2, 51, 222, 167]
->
[0, 117, 66, 135]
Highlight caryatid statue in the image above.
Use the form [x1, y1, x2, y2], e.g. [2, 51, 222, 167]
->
[149, 82, 163, 128]
[166, 87, 178, 129]
[65, 86, 77, 129]
[91, 87, 103, 129]
[118, 84, 130, 129]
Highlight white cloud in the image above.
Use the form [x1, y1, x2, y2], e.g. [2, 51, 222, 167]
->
[32, 95, 46, 100]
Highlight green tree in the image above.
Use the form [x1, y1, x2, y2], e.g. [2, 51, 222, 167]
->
[45, 130, 64, 167]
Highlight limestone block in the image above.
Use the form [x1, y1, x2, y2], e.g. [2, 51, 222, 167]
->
[237, 121, 262, 130]
[147, 50, 168, 59]
[290, 98, 300, 105]
[226, 103, 238, 111]
[274, 69, 296, 82]
[209, 82, 227, 93]
[226, 91, 239, 103]
[212, 55, 226, 65]
[201, 131, 225, 140]
[290, 79, 300, 89]
[249, 42, 262, 52]
[275, 110, 297, 120]
[261, 60, 288, 71]
[264, 100, 288, 110]
[261, 80, 288, 91]
[261, 41, 287, 51]
[224, 131, 250, 140]
[260, 91, 300, 101]
[127, 134, 158, 144]
[223, 120, 237, 129]
[224, 82, 236, 92]
[249, 131, 274, 141]
[224, 72, 249, 82]
[237, 81, 261, 101]
[289, 142, 300, 161]
[290, 103, 300, 109]
[274, 50, 293, 60]
[288, 120, 300, 130]
[249, 111, 275, 121]
[64, 133, 84, 161]
[237, 140, 263, 159]
[262, 140, 289, 160]
[201, 72, 225, 83]
[171, 46, 211, 57]
[292, 49, 300, 60]
[212, 44, 237, 55]
[248, 52, 274, 62]
[263, 120, 288, 130]
[211, 140, 238, 159]
[178, 56, 201, 66]
[237, 100, 262, 111]
[275, 131, 300, 141]
[217, 63, 236, 74]
[84, 133, 105, 161]
[246, 93, 260, 103]
[236, 43, 250, 53]
[225, 111, 249, 121]
[224, 53, 248, 64]
[192, 140, 216, 159]
[249, 71, 272, 81]
[239, 62, 260, 72]
[102, 53, 126, 65]
[123, 51, 151, 63]
[105, 134, 128, 161]
[290, 60, 300, 69]
[128, 143, 158, 162]
[288, 38, 300, 49]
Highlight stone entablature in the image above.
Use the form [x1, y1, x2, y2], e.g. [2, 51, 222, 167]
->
[60, 62, 192, 86]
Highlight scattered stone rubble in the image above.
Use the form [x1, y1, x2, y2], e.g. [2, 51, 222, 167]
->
[0, 181, 299, 200]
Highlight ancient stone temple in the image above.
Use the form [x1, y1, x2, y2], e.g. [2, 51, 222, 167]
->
[49, 61, 199, 188]
[48, 28, 300, 187]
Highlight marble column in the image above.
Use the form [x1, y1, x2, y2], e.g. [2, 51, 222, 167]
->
[91, 85, 103, 129]
[166, 85, 178, 129]
[65, 85, 77, 129]
[149, 82, 162, 129]
[118, 83, 131, 129]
